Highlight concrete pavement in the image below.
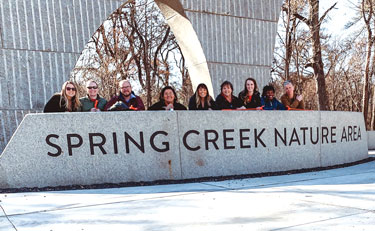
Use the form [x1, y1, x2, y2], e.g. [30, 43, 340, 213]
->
[0, 155, 374, 231]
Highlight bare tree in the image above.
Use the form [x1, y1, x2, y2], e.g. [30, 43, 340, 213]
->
[71, 0, 191, 107]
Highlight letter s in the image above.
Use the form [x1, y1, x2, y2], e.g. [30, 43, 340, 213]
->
[46, 134, 62, 157]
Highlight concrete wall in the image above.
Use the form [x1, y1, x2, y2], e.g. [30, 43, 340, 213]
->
[0, 111, 368, 189]
[367, 131, 375, 150]
[0, 0, 124, 152]
[0, 0, 284, 152]
[181, 0, 283, 93]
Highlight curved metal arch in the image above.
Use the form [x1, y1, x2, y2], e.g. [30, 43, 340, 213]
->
[155, 0, 213, 96]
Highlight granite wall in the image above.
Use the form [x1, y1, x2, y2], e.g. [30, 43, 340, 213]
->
[0, 111, 368, 189]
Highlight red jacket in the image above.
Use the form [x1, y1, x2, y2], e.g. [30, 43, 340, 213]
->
[104, 92, 145, 111]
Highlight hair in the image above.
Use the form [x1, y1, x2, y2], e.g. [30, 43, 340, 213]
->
[195, 83, 213, 107]
[283, 80, 293, 87]
[160, 86, 178, 103]
[220, 81, 233, 94]
[262, 85, 275, 97]
[60, 81, 81, 112]
[86, 79, 98, 87]
[241, 78, 258, 104]
[119, 80, 131, 88]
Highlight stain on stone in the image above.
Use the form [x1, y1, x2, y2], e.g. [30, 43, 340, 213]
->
[196, 159, 204, 166]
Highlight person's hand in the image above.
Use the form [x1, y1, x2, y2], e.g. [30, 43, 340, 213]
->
[296, 95, 303, 101]
[90, 108, 100, 112]
[256, 107, 263, 110]
[238, 106, 246, 110]
[165, 103, 174, 111]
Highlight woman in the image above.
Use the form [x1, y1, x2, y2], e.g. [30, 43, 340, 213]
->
[43, 81, 81, 112]
[238, 78, 261, 109]
[148, 86, 187, 110]
[188, 83, 216, 110]
[215, 81, 243, 110]
[80, 80, 107, 112]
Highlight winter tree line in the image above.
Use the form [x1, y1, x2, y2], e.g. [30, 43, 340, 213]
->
[71, 0, 375, 130]
[71, 0, 192, 108]
[272, 0, 375, 130]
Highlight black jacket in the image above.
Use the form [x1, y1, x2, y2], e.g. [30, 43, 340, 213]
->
[148, 101, 187, 111]
[238, 90, 261, 109]
[215, 94, 243, 110]
[44, 94, 79, 113]
[188, 95, 216, 110]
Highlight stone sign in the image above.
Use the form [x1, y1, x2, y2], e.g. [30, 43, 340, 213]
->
[0, 111, 368, 189]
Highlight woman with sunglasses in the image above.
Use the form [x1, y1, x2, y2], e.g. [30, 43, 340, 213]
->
[43, 81, 81, 112]
[79, 80, 107, 112]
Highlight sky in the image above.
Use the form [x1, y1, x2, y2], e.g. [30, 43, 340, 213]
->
[320, 0, 359, 37]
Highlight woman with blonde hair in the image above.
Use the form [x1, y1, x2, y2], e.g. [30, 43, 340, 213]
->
[188, 83, 216, 110]
[44, 81, 81, 112]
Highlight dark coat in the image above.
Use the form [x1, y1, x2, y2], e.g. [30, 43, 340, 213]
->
[188, 95, 216, 110]
[44, 94, 80, 113]
[148, 101, 187, 111]
[104, 92, 145, 111]
[260, 96, 286, 110]
[238, 91, 261, 109]
[79, 95, 107, 111]
[215, 94, 243, 110]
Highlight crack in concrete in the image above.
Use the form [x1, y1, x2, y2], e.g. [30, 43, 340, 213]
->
[270, 211, 370, 231]
[0, 204, 18, 231]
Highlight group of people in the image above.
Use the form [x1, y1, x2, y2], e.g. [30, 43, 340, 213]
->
[43, 78, 304, 113]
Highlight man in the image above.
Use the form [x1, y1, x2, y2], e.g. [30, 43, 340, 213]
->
[260, 85, 286, 110]
[79, 80, 107, 112]
[104, 80, 145, 111]
[280, 80, 304, 110]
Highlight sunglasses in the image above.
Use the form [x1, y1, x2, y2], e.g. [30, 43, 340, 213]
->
[87, 86, 98, 89]
[66, 87, 76, 91]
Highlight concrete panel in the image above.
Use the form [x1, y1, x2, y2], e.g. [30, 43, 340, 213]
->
[207, 63, 271, 96]
[0, 112, 182, 188]
[367, 131, 375, 150]
[177, 111, 322, 179]
[0, 111, 369, 189]
[320, 111, 368, 166]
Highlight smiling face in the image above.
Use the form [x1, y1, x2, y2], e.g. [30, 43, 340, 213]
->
[120, 81, 132, 97]
[86, 81, 98, 99]
[221, 84, 232, 97]
[284, 83, 294, 97]
[198, 86, 207, 99]
[65, 83, 76, 99]
[246, 80, 255, 93]
[163, 89, 175, 104]
[265, 90, 274, 101]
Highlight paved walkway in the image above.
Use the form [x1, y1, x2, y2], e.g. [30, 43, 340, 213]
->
[0, 156, 374, 231]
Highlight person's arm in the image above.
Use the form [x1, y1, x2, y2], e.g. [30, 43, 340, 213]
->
[209, 99, 217, 110]
[188, 96, 196, 110]
[298, 99, 305, 109]
[289, 97, 301, 108]
[43, 94, 61, 113]
[98, 98, 108, 111]
[104, 96, 117, 111]
[148, 101, 163, 110]
[280, 95, 291, 108]
[254, 94, 262, 108]
[136, 96, 145, 110]
[277, 99, 287, 110]
[174, 103, 187, 110]
[215, 95, 224, 110]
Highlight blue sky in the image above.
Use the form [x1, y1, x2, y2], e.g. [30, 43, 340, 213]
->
[320, 0, 358, 37]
